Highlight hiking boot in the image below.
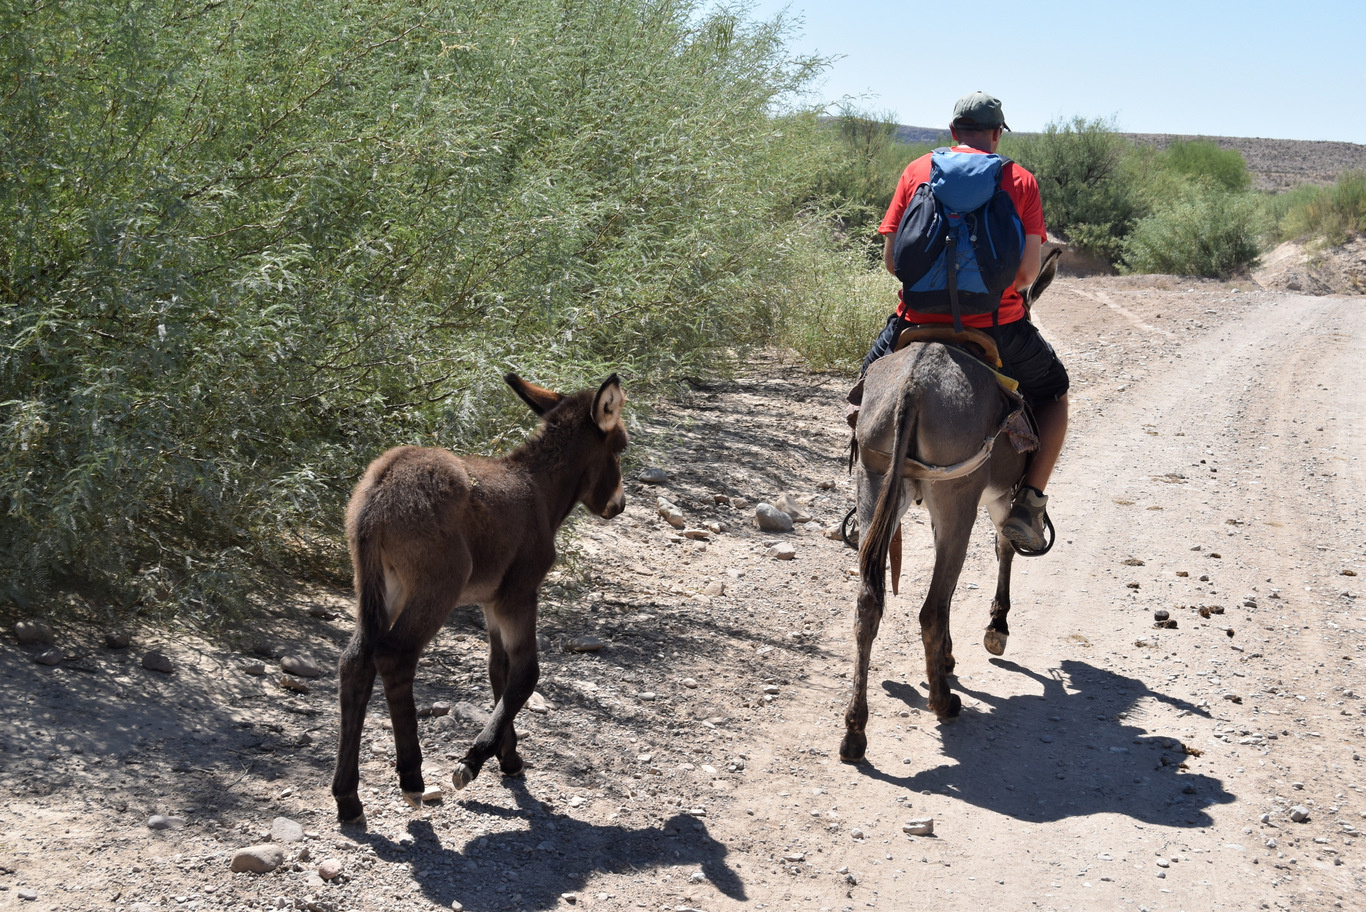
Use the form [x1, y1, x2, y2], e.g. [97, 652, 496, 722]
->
[1002, 485, 1049, 553]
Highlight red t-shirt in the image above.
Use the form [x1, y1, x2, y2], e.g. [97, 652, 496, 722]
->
[878, 146, 1046, 327]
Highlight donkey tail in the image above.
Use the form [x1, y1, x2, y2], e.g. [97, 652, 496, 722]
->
[350, 526, 391, 650]
[858, 388, 917, 604]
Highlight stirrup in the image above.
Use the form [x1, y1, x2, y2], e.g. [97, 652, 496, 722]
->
[1009, 509, 1056, 557]
[841, 507, 858, 549]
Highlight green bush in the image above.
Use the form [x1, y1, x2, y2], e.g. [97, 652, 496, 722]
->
[0, 0, 836, 621]
[1164, 140, 1251, 192]
[1120, 186, 1267, 277]
[1266, 171, 1366, 245]
[1005, 117, 1146, 264]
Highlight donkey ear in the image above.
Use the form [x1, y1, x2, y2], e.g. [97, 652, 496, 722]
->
[592, 374, 625, 433]
[1028, 247, 1061, 306]
[505, 373, 563, 416]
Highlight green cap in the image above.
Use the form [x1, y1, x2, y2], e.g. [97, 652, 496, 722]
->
[952, 91, 1010, 131]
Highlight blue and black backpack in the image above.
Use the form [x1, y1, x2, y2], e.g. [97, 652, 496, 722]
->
[892, 148, 1026, 332]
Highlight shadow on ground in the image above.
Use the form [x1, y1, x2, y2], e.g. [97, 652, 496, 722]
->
[345, 778, 745, 911]
[854, 658, 1231, 827]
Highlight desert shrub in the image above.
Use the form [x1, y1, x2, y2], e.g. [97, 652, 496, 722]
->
[800, 108, 932, 261]
[1163, 140, 1251, 192]
[1266, 171, 1366, 245]
[0, 0, 836, 621]
[771, 220, 899, 370]
[1005, 117, 1146, 264]
[1120, 185, 1267, 278]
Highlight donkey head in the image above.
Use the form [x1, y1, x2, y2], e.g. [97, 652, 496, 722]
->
[505, 373, 628, 519]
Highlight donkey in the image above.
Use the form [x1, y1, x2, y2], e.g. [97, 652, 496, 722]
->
[840, 251, 1058, 763]
[331, 373, 627, 824]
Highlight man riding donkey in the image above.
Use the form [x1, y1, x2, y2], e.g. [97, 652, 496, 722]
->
[846, 91, 1068, 553]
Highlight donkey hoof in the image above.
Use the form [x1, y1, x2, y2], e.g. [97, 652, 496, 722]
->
[984, 629, 1008, 656]
[499, 756, 526, 778]
[452, 762, 476, 790]
[335, 794, 365, 826]
[934, 694, 963, 720]
[838, 733, 867, 764]
[402, 790, 425, 809]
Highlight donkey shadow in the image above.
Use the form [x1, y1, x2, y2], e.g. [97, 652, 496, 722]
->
[347, 778, 744, 911]
[858, 658, 1233, 827]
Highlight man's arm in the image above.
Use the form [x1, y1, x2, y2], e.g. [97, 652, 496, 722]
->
[883, 234, 896, 276]
[1014, 234, 1043, 291]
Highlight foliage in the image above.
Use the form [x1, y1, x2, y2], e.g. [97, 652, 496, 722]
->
[771, 220, 899, 370]
[1265, 171, 1366, 246]
[802, 107, 931, 262]
[0, 0, 833, 622]
[1163, 140, 1251, 192]
[1004, 117, 1146, 265]
[1120, 186, 1267, 278]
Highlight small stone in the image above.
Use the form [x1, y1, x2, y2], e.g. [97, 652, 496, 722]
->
[657, 497, 685, 529]
[774, 492, 812, 523]
[242, 662, 268, 676]
[141, 651, 174, 674]
[14, 620, 55, 646]
[639, 467, 668, 484]
[560, 893, 578, 905]
[280, 674, 311, 693]
[105, 631, 132, 649]
[270, 817, 305, 843]
[851, 828, 864, 840]
[766, 542, 797, 561]
[33, 647, 63, 666]
[755, 503, 794, 533]
[230, 844, 285, 874]
[317, 858, 343, 881]
[903, 818, 934, 836]
[681, 528, 711, 540]
[280, 655, 322, 678]
[423, 784, 444, 804]
[148, 815, 186, 830]
[702, 581, 726, 597]
[526, 691, 553, 713]
[1290, 806, 1311, 823]
[762, 684, 780, 695]
[689, 872, 707, 884]
[566, 635, 605, 653]
[783, 852, 805, 862]
[1154, 609, 1170, 622]
[681, 678, 698, 689]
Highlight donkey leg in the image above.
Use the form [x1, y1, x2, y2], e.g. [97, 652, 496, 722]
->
[482, 621, 528, 777]
[985, 532, 1015, 656]
[376, 641, 427, 808]
[840, 583, 883, 763]
[332, 634, 379, 824]
[455, 603, 539, 788]
[920, 493, 976, 719]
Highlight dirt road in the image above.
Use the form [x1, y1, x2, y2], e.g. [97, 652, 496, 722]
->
[2, 276, 1363, 912]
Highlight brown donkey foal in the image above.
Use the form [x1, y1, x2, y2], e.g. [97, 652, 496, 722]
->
[331, 373, 627, 824]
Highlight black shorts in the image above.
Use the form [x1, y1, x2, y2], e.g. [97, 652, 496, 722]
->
[992, 318, 1070, 404]
[860, 313, 1069, 405]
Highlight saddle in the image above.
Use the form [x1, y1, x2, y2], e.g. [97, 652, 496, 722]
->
[894, 325, 1018, 393]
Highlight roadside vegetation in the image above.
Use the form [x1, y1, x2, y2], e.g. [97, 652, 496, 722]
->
[2, 0, 1358, 621]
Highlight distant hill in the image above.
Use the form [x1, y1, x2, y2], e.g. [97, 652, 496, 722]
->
[894, 125, 1366, 191]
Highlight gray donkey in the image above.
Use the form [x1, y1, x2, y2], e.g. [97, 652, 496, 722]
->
[841, 252, 1057, 763]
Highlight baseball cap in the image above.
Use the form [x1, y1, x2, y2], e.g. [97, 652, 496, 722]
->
[952, 91, 1010, 131]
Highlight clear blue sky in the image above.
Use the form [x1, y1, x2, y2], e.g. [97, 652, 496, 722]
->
[737, 0, 1366, 145]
